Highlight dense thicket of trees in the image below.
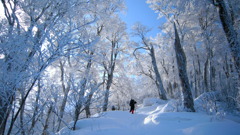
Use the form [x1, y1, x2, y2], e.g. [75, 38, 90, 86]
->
[146, 0, 239, 109]
[0, 0, 239, 134]
[0, 0, 126, 134]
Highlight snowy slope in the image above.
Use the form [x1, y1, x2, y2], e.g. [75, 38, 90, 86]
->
[57, 102, 240, 135]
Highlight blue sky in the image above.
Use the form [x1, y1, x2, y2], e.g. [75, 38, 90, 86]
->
[120, 0, 164, 38]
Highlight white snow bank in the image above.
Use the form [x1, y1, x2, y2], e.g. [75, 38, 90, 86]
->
[57, 111, 146, 135]
[161, 99, 184, 112]
[194, 91, 224, 114]
[143, 111, 240, 135]
[57, 100, 240, 135]
[142, 97, 167, 107]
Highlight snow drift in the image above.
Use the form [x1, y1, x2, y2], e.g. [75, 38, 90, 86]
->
[57, 98, 240, 135]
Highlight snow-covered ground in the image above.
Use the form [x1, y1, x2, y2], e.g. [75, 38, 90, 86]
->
[57, 99, 240, 135]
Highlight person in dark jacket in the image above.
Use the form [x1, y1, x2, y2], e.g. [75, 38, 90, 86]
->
[129, 99, 137, 114]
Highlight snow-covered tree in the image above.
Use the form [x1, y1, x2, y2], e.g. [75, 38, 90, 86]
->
[210, 0, 240, 78]
[132, 23, 167, 100]
[147, 0, 239, 110]
[0, 0, 126, 134]
[173, 23, 195, 112]
[101, 16, 128, 112]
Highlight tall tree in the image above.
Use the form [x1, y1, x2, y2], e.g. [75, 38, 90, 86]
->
[132, 23, 167, 100]
[211, 0, 240, 78]
[102, 17, 127, 111]
[0, 0, 115, 134]
[173, 23, 195, 112]
[57, 60, 71, 132]
[72, 49, 94, 130]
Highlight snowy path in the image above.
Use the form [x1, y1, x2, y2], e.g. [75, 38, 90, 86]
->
[58, 104, 240, 135]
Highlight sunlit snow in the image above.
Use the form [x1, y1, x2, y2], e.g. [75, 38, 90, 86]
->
[57, 99, 240, 135]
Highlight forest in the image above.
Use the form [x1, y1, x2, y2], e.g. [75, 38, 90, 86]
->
[0, 0, 239, 134]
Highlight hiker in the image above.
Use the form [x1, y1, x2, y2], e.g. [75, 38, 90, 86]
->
[129, 99, 137, 114]
[112, 105, 116, 111]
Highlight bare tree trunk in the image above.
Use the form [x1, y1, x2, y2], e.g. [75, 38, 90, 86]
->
[73, 83, 85, 130]
[198, 5, 216, 93]
[42, 104, 53, 135]
[57, 61, 71, 132]
[57, 86, 69, 131]
[192, 61, 198, 97]
[7, 74, 41, 135]
[203, 38, 215, 93]
[72, 25, 103, 129]
[204, 59, 209, 92]
[150, 47, 167, 100]
[20, 90, 26, 135]
[85, 93, 93, 118]
[28, 78, 42, 134]
[167, 82, 173, 98]
[0, 92, 13, 135]
[72, 52, 93, 130]
[0, 29, 16, 135]
[133, 23, 168, 100]
[223, 54, 236, 108]
[103, 41, 118, 112]
[103, 72, 114, 112]
[210, 60, 216, 91]
[173, 23, 195, 112]
[85, 82, 103, 118]
[196, 53, 202, 94]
